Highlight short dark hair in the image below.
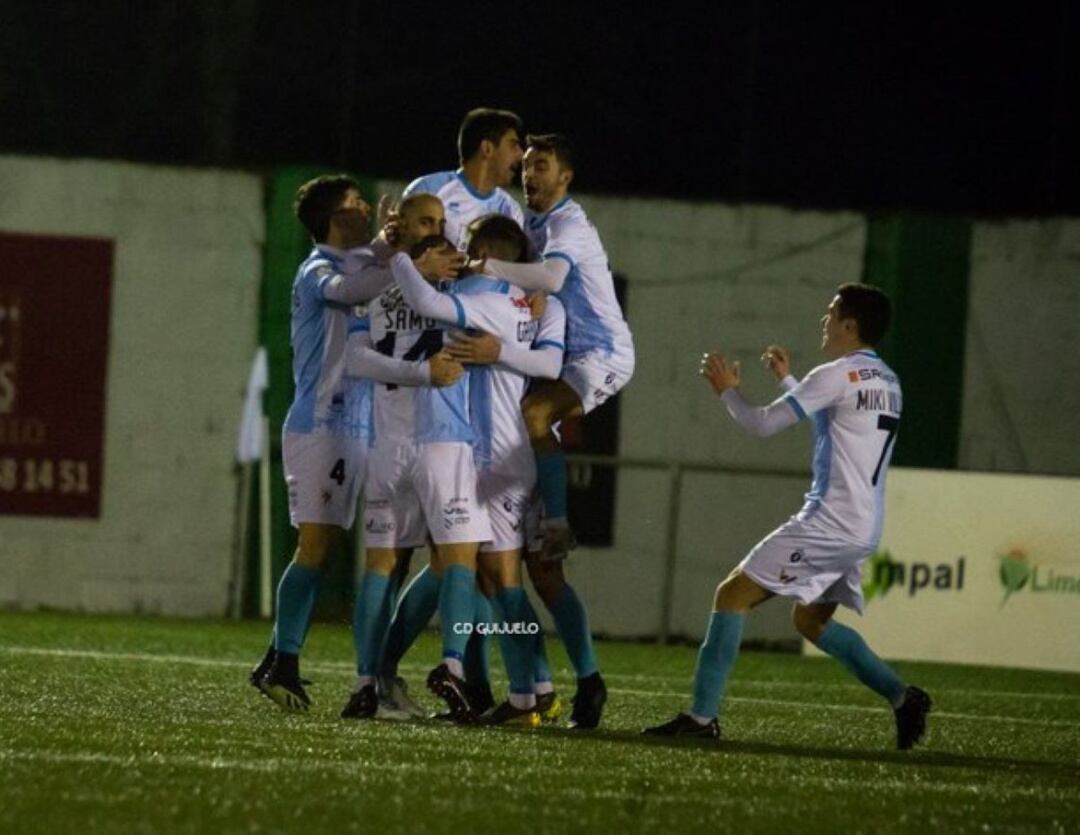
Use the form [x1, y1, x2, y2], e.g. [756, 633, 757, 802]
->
[409, 234, 455, 259]
[466, 214, 529, 263]
[294, 174, 359, 242]
[458, 108, 523, 163]
[526, 133, 574, 171]
[836, 283, 892, 346]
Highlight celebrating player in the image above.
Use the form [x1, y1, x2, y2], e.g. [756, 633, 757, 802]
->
[403, 108, 525, 248]
[474, 133, 634, 728]
[644, 284, 932, 749]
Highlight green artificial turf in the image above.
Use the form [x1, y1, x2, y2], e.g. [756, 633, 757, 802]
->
[1, 611, 1077, 834]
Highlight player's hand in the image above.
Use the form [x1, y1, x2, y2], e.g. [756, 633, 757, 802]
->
[761, 344, 790, 380]
[376, 195, 403, 249]
[446, 331, 501, 364]
[700, 351, 740, 394]
[427, 351, 465, 387]
[414, 246, 465, 281]
[528, 292, 548, 321]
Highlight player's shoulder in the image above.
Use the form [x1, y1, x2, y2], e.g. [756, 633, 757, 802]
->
[492, 188, 524, 220]
[403, 170, 457, 197]
[839, 350, 901, 385]
[297, 248, 336, 283]
[452, 275, 516, 298]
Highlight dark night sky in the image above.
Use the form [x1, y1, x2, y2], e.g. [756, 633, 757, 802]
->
[2, 1, 1077, 214]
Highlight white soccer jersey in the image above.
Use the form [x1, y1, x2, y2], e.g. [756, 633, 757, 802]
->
[783, 350, 903, 547]
[283, 246, 383, 439]
[404, 170, 524, 249]
[367, 290, 471, 447]
[525, 198, 633, 358]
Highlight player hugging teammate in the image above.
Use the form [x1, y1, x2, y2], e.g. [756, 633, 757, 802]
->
[249, 108, 634, 730]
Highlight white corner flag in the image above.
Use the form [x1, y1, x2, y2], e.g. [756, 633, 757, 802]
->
[236, 347, 268, 462]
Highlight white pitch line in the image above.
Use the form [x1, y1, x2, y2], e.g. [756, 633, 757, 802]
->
[1, 645, 1076, 731]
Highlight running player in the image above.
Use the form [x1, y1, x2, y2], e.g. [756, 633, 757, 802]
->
[391, 215, 567, 726]
[644, 284, 932, 750]
[474, 133, 634, 728]
[403, 107, 525, 248]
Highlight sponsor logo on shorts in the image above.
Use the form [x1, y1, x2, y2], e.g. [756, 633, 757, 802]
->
[593, 389, 608, 405]
[365, 517, 396, 534]
[321, 490, 332, 506]
[790, 551, 803, 563]
[604, 372, 615, 386]
[778, 568, 797, 584]
[443, 497, 471, 529]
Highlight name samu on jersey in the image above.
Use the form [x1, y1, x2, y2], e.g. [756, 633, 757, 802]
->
[783, 351, 903, 547]
[368, 288, 471, 446]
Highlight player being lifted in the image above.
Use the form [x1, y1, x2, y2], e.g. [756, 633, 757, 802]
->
[404, 107, 525, 248]
[391, 214, 567, 725]
[250, 175, 457, 711]
[472, 134, 633, 728]
[645, 284, 932, 750]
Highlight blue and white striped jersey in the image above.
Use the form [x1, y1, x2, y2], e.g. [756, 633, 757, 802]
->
[283, 245, 387, 439]
[404, 170, 524, 249]
[524, 198, 633, 358]
[784, 351, 903, 547]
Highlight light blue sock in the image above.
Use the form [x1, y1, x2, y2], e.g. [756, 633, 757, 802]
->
[536, 449, 568, 519]
[690, 612, 744, 719]
[494, 587, 535, 695]
[547, 584, 598, 678]
[352, 572, 392, 676]
[380, 565, 440, 677]
[523, 595, 553, 684]
[438, 565, 476, 662]
[273, 562, 321, 654]
[814, 621, 906, 705]
[464, 590, 493, 686]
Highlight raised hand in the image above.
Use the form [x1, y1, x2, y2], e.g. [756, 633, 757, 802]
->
[700, 351, 741, 395]
[760, 344, 790, 380]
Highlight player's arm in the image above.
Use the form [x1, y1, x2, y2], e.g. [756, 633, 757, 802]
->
[476, 257, 569, 293]
[501, 293, 565, 378]
[346, 327, 462, 388]
[320, 252, 394, 305]
[388, 252, 464, 326]
[701, 351, 800, 437]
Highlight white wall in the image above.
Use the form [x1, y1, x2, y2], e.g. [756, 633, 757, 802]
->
[960, 219, 1080, 475]
[0, 156, 263, 615]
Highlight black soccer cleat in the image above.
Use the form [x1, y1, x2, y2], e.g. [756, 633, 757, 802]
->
[426, 664, 476, 724]
[340, 684, 378, 720]
[894, 685, 932, 750]
[466, 681, 496, 717]
[249, 646, 276, 697]
[568, 672, 607, 729]
[261, 653, 311, 713]
[643, 713, 721, 739]
[483, 700, 541, 728]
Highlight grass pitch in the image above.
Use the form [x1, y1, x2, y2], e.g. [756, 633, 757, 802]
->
[1, 611, 1077, 834]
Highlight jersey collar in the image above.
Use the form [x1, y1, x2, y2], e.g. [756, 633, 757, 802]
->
[455, 169, 496, 200]
[526, 195, 572, 229]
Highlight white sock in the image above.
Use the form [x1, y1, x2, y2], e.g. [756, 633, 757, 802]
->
[509, 693, 536, 710]
[444, 658, 464, 679]
[688, 711, 712, 726]
[534, 680, 555, 696]
[353, 675, 375, 691]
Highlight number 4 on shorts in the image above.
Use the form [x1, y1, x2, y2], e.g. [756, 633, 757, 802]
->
[329, 458, 345, 486]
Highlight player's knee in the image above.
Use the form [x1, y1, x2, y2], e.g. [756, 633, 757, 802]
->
[792, 606, 827, 642]
[522, 397, 556, 442]
[526, 558, 564, 605]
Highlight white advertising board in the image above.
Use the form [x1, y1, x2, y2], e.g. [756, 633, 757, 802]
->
[805, 468, 1080, 673]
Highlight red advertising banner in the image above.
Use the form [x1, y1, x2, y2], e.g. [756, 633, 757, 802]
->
[0, 232, 113, 518]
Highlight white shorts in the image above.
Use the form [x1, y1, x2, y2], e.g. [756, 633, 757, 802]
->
[282, 432, 366, 529]
[477, 469, 533, 553]
[562, 347, 635, 414]
[364, 441, 492, 548]
[738, 515, 873, 614]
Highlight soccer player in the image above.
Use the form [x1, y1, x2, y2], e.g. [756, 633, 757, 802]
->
[250, 176, 458, 712]
[403, 107, 525, 248]
[390, 215, 567, 726]
[351, 227, 495, 723]
[644, 284, 933, 750]
[474, 134, 634, 728]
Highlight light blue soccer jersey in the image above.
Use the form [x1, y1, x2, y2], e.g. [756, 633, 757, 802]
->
[284, 245, 378, 439]
[404, 170, 524, 249]
[524, 197, 633, 358]
[784, 351, 903, 547]
[366, 288, 472, 447]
